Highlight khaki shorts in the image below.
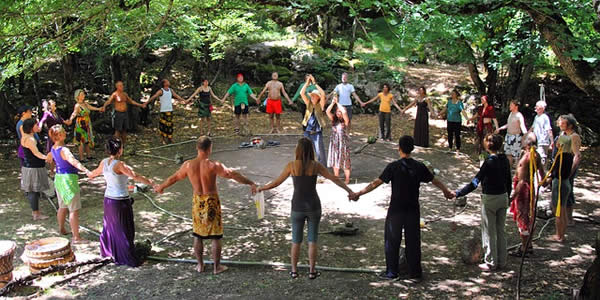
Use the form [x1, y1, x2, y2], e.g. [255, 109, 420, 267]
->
[57, 190, 82, 211]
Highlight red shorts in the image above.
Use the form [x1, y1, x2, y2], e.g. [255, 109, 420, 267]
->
[266, 99, 282, 114]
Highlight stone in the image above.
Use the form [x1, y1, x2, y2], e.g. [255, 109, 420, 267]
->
[461, 233, 482, 265]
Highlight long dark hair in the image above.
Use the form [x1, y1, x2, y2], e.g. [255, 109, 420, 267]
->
[295, 137, 316, 176]
[330, 103, 343, 126]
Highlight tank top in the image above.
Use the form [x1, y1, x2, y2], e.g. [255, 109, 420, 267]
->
[198, 90, 211, 104]
[159, 88, 173, 112]
[291, 175, 321, 212]
[552, 134, 574, 179]
[51, 147, 78, 174]
[23, 145, 45, 168]
[103, 158, 129, 198]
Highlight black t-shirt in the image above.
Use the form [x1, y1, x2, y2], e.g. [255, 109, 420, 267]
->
[379, 158, 434, 212]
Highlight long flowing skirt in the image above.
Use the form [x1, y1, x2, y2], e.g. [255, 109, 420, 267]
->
[100, 197, 139, 267]
[414, 105, 429, 147]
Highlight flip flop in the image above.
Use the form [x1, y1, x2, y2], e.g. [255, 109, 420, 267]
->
[289, 271, 298, 279]
[308, 271, 321, 280]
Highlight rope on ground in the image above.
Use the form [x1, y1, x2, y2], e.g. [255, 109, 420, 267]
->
[146, 256, 382, 274]
[0, 257, 112, 296]
[45, 195, 101, 237]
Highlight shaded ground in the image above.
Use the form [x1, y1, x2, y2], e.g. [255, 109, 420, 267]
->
[1, 64, 599, 299]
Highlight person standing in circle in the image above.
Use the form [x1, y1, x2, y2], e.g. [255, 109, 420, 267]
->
[326, 97, 351, 184]
[257, 137, 355, 279]
[256, 72, 294, 133]
[437, 90, 468, 151]
[145, 79, 187, 144]
[38, 100, 70, 154]
[221, 73, 257, 136]
[102, 81, 145, 147]
[20, 118, 50, 221]
[331, 72, 363, 128]
[186, 79, 221, 136]
[67, 90, 103, 162]
[469, 95, 499, 156]
[300, 75, 328, 166]
[361, 83, 403, 142]
[402, 87, 433, 147]
[88, 137, 157, 267]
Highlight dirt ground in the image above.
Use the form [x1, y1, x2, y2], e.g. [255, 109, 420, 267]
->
[1, 103, 599, 300]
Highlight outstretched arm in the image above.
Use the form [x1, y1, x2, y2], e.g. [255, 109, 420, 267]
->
[102, 94, 115, 111]
[391, 96, 402, 111]
[126, 93, 145, 108]
[402, 99, 417, 114]
[317, 163, 353, 194]
[258, 163, 291, 192]
[171, 90, 187, 103]
[354, 178, 384, 200]
[87, 160, 104, 179]
[216, 162, 257, 193]
[116, 161, 154, 185]
[209, 87, 221, 102]
[145, 90, 163, 107]
[362, 95, 379, 107]
[256, 84, 268, 105]
[352, 91, 363, 106]
[23, 137, 46, 160]
[61, 148, 90, 175]
[431, 178, 454, 199]
[156, 162, 189, 193]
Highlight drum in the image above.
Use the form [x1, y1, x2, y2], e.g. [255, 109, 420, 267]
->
[0, 240, 16, 287]
[21, 237, 75, 274]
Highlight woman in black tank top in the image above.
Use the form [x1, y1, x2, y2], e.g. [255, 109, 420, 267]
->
[20, 118, 50, 220]
[186, 80, 221, 136]
[258, 137, 355, 279]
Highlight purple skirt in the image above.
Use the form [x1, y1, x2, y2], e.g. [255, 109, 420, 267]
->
[100, 197, 139, 267]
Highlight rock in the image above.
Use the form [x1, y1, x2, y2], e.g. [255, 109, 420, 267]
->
[461, 233, 482, 265]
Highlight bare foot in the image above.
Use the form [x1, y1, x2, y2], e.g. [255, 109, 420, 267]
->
[269, 128, 275, 134]
[344, 179, 350, 184]
[548, 235, 565, 242]
[72, 238, 90, 244]
[213, 264, 228, 275]
[59, 228, 69, 235]
[33, 214, 49, 221]
[196, 263, 205, 273]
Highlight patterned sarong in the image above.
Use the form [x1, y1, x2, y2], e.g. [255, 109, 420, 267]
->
[192, 194, 223, 239]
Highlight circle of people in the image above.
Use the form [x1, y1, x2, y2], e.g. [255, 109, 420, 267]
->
[16, 71, 581, 280]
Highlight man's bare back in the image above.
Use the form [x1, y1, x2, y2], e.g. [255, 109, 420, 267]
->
[183, 157, 228, 195]
[266, 80, 284, 99]
[516, 150, 543, 182]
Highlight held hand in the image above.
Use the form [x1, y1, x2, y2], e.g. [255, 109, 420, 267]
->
[87, 172, 95, 179]
[99, 107, 105, 113]
[444, 190, 456, 199]
[494, 129, 500, 134]
[250, 184, 258, 195]
[360, 103, 366, 108]
[154, 184, 164, 194]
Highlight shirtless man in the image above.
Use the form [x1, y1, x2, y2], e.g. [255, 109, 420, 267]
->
[102, 81, 145, 146]
[155, 136, 257, 274]
[256, 72, 294, 133]
[509, 133, 544, 256]
[496, 100, 527, 168]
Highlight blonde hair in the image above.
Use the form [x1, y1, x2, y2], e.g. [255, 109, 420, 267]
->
[73, 89, 84, 102]
[49, 124, 66, 142]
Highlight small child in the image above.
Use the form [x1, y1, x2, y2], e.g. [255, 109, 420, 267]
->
[361, 83, 402, 141]
[46, 124, 92, 243]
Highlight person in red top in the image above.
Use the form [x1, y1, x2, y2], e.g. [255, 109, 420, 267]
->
[470, 95, 499, 155]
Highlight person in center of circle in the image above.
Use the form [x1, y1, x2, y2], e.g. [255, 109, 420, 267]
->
[326, 96, 351, 184]
[361, 83, 403, 142]
[300, 74, 327, 166]
[257, 137, 355, 280]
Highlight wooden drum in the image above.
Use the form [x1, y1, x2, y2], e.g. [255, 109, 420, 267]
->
[0, 240, 16, 288]
[22, 237, 75, 274]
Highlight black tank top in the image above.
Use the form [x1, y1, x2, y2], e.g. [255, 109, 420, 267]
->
[291, 175, 321, 212]
[199, 90, 211, 104]
[23, 145, 45, 168]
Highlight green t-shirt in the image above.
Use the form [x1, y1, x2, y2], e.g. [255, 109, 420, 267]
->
[227, 83, 253, 106]
[292, 84, 316, 103]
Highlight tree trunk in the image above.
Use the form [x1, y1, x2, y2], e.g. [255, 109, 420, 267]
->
[515, 63, 534, 105]
[348, 17, 357, 57]
[110, 55, 123, 84]
[467, 63, 486, 95]
[192, 59, 203, 87]
[150, 46, 182, 96]
[122, 54, 144, 131]
[62, 54, 76, 104]
[32, 72, 42, 105]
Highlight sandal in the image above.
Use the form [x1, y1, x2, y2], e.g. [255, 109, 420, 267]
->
[308, 271, 321, 280]
[289, 271, 298, 279]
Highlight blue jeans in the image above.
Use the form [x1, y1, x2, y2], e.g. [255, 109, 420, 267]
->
[291, 210, 321, 243]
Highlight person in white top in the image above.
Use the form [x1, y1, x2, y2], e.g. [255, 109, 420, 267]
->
[329, 73, 363, 126]
[528, 100, 553, 167]
[145, 79, 186, 144]
[496, 99, 528, 168]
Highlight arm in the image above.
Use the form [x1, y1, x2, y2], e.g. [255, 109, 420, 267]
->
[87, 160, 104, 179]
[156, 162, 189, 193]
[220, 92, 230, 104]
[518, 114, 527, 134]
[317, 163, 353, 194]
[339, 105, 350, 127]
[186, 87, 201, 103]
[38, 112, 49, 128]
[115, 161, 154, 185]
[427, 98, 435, 114]
[61, 148, 90, 174]
[570, 134, 581, 178]
[352, 91, 363, 106]
[281, 85, 292, 105]
[355, 178, 384, 199]
[402, 99, 417, 113]
[126, 94, 144, 108]
[145, 90, 162, 107]
[102, 93, 115, 111]
[315, 84, 326, 110]
[256, 84, 268, 105]
[299, 80, 311, 105]
[455, 162, 487, 198]
[258, 163, 291, 192]
[215, 162, 257, 193]
[171, 90, 186, 103]
[209, 88, 221, 102]
[325, 99, 336, 121]
[432, 178, 454, 199]
[362, 95, 379, 107]
[493, 118, 499, 130]
[391, 96, 403, 111]
[68, 104, 81, 123]
[85, 102, 103, 112]
[23, 137, 46, 160]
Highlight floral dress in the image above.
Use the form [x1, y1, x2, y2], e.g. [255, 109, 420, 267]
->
[327, 122, 351, 170]
[74, 105, 94, 147]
